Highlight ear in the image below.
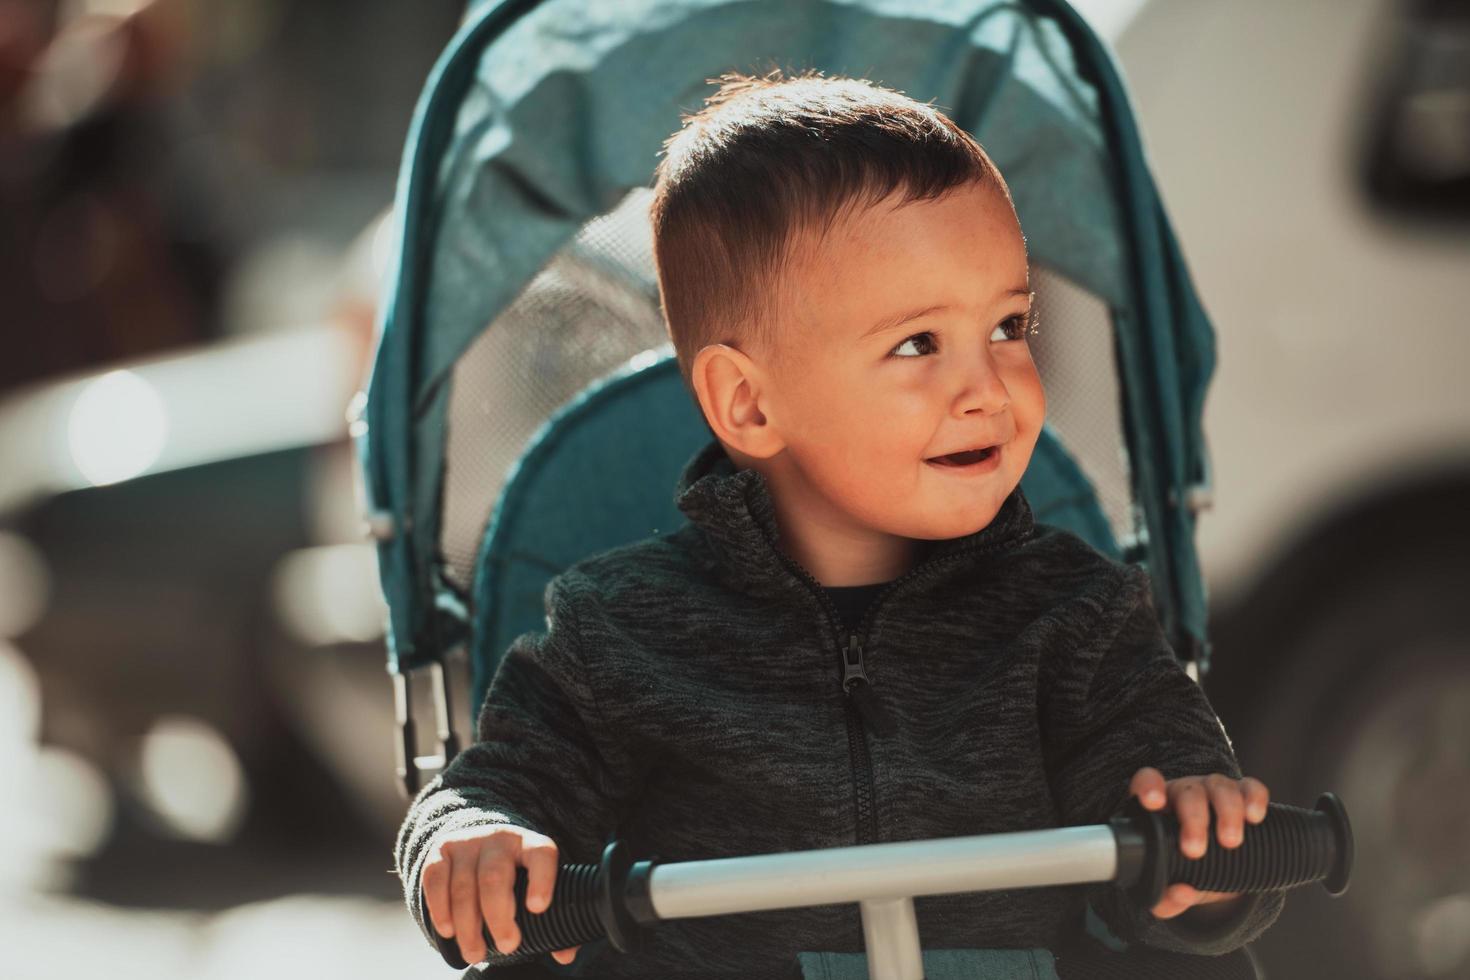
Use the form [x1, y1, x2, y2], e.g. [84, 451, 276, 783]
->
[690, 343, 786, 460]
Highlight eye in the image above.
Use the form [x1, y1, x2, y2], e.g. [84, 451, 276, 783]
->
[991, 309, 1037, 343]
[889, 332, 939, 358]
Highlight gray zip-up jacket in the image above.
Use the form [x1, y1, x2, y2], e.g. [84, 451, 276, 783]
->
[395, 438, 1285, 977]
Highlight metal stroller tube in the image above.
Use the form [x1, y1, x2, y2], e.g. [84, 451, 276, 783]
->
[465, 793, 1353, 979]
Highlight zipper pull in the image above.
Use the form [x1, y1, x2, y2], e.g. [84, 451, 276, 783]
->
[842, 635, 895, 736]
[842, 634, 870, 691]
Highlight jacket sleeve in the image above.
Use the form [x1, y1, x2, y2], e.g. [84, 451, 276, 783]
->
[1038, 564, 1286, 956]
[393, 570, 645, 968]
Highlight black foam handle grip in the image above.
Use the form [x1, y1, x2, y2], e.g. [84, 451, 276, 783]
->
[1167, 795, 1352, 895]
[473, 861, 605, 965]
[1111, 792, 1354, 910]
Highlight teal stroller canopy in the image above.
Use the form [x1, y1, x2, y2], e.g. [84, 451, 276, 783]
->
[359, 0, 1219, 756]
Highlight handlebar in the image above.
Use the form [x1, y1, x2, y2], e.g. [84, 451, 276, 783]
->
[446, 792, 1353, 970]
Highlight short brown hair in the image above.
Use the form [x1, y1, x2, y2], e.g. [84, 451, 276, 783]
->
[649, 67, 1012, 392]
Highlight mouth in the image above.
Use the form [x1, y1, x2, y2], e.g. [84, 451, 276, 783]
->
[926, 444, 999, 467]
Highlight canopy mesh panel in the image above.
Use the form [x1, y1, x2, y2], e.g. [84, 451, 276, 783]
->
[441, 187, 670, 588]
[1026, 263, 1136, 543]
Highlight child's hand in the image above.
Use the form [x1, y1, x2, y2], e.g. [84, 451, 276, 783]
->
[420, 823, 582, 966]
[1128, 767, 1271, 920]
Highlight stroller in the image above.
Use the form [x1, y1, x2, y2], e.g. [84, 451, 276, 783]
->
[356, 1, 1352, 976]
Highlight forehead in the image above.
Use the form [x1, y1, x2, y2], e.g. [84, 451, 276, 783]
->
[779, 182, 1028, 335]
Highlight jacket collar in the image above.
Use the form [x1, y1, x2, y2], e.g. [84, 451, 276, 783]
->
[673, 438, 1035, 598]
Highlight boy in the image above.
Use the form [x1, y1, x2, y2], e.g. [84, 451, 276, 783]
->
[395, 69, 1285, 978]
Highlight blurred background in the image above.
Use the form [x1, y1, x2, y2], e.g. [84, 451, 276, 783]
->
[0, 0, 1465, 978]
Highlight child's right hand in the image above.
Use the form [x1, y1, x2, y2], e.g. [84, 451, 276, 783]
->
[420, 823, 582, 966]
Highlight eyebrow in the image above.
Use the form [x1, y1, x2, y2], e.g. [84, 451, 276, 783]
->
[859, 287, 1034, 340]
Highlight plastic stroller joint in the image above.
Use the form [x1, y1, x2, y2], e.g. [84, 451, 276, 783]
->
[392, 659, 461, 798]
[361, 509, 396, 541]
[394, 582, 472, 798]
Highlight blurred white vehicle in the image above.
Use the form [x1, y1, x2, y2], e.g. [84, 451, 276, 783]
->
[1115, 2, 1470, 979]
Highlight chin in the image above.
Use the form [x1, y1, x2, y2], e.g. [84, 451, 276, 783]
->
[951, 489, 1016, 538]
[914, 505, 1004, 542]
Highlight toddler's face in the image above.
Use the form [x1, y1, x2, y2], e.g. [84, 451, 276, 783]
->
[761, 180, 1044, 543]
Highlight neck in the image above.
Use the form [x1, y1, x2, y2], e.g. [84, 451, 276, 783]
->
[755, 454, 923, 587]
[674, 436, 1035, 600]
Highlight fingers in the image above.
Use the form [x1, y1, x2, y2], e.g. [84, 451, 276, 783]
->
[421, 854, 453, 940]
[522, 837, 560, 915]
[1204, 773, 1246, 849]
[479, 836, 521, 956]
[1168, 778, 1211, 858]
[524, 836, 565, 963]
[1160, 773, 1272, 860]
[1130, 767, 1167, 809]
[1150, 882, 1199, 919]
[451, 844, 488, 963]
[1150, 885, 1244, 919]
[1241, 776, 1270, 822]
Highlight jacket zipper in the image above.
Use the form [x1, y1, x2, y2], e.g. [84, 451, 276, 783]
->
[767, 528, 1027, 846]
[766, 550, 884, 844]
[843, 634, 895, 736]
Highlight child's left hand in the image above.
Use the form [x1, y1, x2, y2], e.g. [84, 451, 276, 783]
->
[1128, 766, 1271, 920]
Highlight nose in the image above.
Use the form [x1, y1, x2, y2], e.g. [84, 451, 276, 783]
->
[950, 351, 1010, 418]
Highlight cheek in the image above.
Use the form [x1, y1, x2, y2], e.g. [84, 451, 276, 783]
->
[791, 366, 926, 444]
[1021, 379, 1046, 432]
[1004, 360, 1046, 431]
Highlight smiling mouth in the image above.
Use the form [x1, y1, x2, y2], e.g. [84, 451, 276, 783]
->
[928, 446, 996, 466]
